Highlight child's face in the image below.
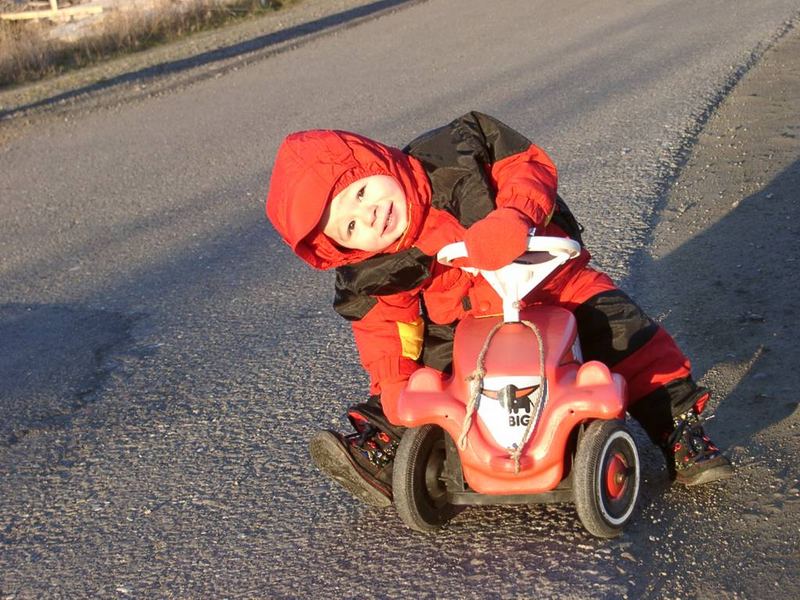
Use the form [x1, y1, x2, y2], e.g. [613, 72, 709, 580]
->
[322, 175, 408, 252]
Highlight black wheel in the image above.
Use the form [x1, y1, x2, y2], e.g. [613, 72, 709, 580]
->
[573, 419, 640, 538]
[393, 425, 463, 532]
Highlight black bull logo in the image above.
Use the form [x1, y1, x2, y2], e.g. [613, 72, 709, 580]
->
[496, 384, 539, 414]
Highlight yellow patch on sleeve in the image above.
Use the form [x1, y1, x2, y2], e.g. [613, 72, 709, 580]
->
[397, 317, 424, 361]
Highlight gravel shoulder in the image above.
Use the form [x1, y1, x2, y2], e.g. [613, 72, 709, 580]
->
[628, 23, 800, 598]
[0, 0, 416, 141]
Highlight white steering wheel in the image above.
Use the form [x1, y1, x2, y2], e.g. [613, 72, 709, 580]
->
[436, 233, 582, 322]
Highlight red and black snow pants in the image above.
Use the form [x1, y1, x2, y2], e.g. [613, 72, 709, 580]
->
[535, 264, 707, 443]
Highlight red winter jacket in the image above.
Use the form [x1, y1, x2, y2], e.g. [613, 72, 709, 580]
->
[266, 112, 588, 421]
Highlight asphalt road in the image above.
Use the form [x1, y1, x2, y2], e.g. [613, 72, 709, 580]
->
[1, 0, 799, 597]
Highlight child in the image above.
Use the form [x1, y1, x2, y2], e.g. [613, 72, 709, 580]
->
[265, 111, 733, 508]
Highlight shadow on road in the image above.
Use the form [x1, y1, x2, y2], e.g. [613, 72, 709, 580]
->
[614, 156, 800, 599]
[0, 179, 322, 451]
[0, 303, 140, 446]
[634, 158, 800, 453]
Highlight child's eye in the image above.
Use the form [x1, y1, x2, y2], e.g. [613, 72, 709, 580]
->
[356, 186, 366, 200]
[347, 221, 356, 235]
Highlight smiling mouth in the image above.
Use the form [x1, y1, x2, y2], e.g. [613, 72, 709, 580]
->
[382, 204, 394, 235]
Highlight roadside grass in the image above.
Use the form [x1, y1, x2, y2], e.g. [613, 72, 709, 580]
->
[0, 0, 297, 89]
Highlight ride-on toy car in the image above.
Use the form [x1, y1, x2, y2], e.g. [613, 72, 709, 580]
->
[392, 235, 640, 538]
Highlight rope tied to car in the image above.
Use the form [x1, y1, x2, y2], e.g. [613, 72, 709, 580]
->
[458, 318, 547, 474]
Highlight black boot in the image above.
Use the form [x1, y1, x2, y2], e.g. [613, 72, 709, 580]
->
[309, 403, 403, 508]
[661, 408, 733, 486]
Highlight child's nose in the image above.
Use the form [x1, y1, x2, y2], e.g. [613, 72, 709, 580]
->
[356, 203, 377, 227]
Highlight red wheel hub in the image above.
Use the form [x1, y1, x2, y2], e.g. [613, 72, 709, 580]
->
[605, 452, 629, 499]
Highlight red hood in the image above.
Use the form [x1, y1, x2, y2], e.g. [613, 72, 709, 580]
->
[265, 129, 432, 270]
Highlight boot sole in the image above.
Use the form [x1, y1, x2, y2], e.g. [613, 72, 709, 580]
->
[676, 460, 734, 487]
[309, 431, 393, 509]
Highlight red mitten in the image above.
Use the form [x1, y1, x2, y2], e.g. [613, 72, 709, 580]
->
[464, 207, 532, 270]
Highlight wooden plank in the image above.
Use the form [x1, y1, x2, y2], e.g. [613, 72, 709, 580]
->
[0, 5, 103, 21]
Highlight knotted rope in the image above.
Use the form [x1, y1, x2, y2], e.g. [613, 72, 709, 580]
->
[458, 321, 504, 451]
[458, 319, 547, 474]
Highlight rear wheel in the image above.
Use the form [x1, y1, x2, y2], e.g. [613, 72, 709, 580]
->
[393, 425, 463, 532]
[573, 419, 640, 538]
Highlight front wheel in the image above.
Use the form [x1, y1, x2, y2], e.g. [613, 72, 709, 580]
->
[393, 425, 463, 533]
[573, 419, 640, 538]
